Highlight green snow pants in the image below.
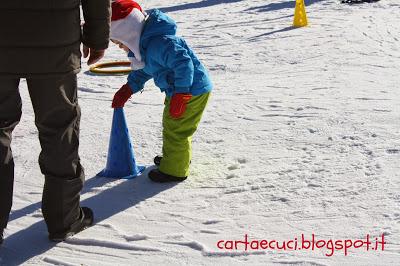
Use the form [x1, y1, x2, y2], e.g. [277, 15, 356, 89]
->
[159, 92, 210, 177]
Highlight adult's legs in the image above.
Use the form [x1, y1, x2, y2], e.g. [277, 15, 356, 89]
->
[0, 78, 21, 229]
[26, 74, 85, 234]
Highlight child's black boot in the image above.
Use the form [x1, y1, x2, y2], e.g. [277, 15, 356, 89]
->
[148, 169, 187, 183]
[154, 155, 162, 166]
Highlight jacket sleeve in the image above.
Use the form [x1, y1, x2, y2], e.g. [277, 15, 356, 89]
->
[149, 38, 194, 94]
[127, 70, 153, 93]
[81, 0, 111, 50]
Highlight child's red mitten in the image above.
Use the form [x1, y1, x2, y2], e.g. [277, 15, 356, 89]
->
[169, 93, 192, 119]
[112, 84, 133, 108]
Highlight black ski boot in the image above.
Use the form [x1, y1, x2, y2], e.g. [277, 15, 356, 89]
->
[49, 207, 94, 242]
[148, 169, 187, 183]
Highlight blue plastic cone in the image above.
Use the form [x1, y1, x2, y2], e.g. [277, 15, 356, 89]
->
[97, 108, 145, 179]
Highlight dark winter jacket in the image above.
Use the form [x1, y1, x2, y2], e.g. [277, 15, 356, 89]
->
[127, 9, 212, 97]
[0, 0, 111, 77]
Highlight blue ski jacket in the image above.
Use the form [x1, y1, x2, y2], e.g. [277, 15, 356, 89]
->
[127, 9, 213, 97]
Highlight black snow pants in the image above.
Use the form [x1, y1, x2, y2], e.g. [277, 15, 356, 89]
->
[0, 74, 84, 234]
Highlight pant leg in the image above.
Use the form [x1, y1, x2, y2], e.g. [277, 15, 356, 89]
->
[0, 78, 21, 229]
[26, 74, 84, 234]
[159, 92, 210, 177]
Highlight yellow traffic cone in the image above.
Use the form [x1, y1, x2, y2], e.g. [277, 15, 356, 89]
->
[293, 0, 308, 27]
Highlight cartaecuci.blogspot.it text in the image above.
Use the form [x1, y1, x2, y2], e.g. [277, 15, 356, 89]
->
[216, 234, 385, 257]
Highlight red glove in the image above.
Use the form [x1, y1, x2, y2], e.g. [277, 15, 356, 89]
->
[112, 84, 133, 108]
[169, 93, 192, 119]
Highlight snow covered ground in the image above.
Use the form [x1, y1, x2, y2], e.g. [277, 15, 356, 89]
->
[1, 0, 399, 265]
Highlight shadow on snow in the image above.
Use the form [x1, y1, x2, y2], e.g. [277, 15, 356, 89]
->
[0, 166, 177, 264]
[245, 0, 326, 13]
[159, 0, 243, 13]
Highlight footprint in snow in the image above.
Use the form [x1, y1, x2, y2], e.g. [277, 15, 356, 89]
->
[228, 164, 240, 170]
[271, 196, 289, 203]
[386, 149, 399, 154]
[237, 158, 247, 164]
[203, 219, 224, 225]
[226, 173, 239, 179]
[199, 229, 220, 234]
[308, 128, 317, 134]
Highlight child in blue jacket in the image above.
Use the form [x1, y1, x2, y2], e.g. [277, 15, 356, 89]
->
[110, 0, 212, 182]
